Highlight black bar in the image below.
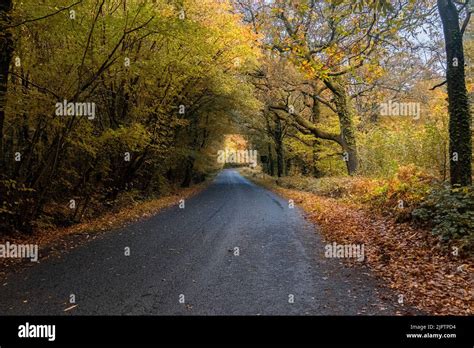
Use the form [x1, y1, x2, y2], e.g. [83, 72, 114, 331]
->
[0, 316, 472, 346]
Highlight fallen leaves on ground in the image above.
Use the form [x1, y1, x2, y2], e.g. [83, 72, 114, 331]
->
[253, 176, 473, 316]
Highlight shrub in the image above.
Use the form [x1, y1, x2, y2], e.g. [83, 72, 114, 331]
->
[412, 184, 474, 256]
[363, 164, 434, 218]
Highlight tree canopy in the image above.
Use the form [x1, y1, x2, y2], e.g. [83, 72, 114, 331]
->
[0, 0, 472, 234]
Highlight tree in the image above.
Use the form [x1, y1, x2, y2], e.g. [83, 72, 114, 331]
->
[437, 0, 472, 186]
[0, 0, 260, 233]
[236, 0, 429, 175]
[0, 0, 13, 170]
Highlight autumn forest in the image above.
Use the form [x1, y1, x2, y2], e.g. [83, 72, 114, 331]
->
[0, 0, 472, 318]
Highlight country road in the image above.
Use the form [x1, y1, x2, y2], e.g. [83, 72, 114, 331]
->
[0, 170, 408, 315]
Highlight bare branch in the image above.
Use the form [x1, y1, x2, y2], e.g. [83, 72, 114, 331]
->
[430, 80, 447, 90]
[3, 1, 83, 29]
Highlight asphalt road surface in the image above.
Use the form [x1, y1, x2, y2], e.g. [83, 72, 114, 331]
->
[0, 169, 408, 315]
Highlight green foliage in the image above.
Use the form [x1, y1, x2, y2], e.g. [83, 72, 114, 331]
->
[0, 0, 260, 233]
[358, 120, 448, 178]
[412, 185, 474, 255]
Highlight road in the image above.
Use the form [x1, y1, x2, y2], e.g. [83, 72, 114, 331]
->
[0, 169, 407, 315]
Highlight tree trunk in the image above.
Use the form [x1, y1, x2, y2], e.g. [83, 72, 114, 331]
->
[181, 158, 194, 187]
[310, 96, 321, 177]
[275, 142, 284, 177]
[274, 117, 284, 177]
[325, 77, 359, 175]
[267, 143, 275, 176]
[312, 140, 321, 177]
[437, 0, 472, 186]
[0, 0, 14, 171]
